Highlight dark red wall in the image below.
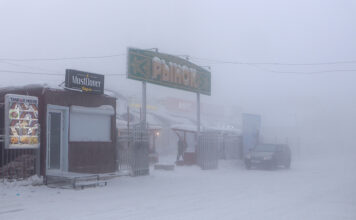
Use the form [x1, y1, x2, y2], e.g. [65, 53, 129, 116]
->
[0, 85, 117, 175]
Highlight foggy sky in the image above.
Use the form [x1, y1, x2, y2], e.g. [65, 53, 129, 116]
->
[1, 0, 356, 150]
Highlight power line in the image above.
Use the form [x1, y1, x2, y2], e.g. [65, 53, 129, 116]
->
[247, 67, 356, 75]
[189, 56, 356, 66]
[0, 53, 126, 62]
[1, 52, 355, 75]
[1, 66, 354, 77]
[0, 70, 62, 75]
[98, 73, 126, 76]
[189, 57, 356, 74]
[0, 61, 62, 74]
[0, 70, 126, 76]
[224, 61, 356, 75]
[1, 52, 355, 66]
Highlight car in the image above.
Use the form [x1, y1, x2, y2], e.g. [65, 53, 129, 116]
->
[244, 144, 291, 170]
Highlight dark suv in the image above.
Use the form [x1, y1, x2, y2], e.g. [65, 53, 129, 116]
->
[244, 144, 291, 169]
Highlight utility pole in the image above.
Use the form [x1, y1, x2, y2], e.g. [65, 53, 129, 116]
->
[197, 92, 200, 135]
[142, 81, 146, 125]
[185, 55, 201, 137]
[141, 48, 158, 126]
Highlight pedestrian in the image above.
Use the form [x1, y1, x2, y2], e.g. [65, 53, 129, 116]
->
[176, 134, 186, 161]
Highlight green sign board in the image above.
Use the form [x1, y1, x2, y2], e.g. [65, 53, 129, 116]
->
[127, 48, 211, 95]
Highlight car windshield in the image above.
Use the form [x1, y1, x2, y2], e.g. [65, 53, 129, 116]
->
[254, 144, 277, 152]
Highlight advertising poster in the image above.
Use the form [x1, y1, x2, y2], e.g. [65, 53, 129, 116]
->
[5, 94, 40, 149]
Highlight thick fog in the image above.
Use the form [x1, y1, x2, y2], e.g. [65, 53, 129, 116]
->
[1, 1, 355, 154]
[0, 1, 356, 219]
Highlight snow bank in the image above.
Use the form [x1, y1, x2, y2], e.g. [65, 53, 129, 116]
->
[0, 153, 355, 220]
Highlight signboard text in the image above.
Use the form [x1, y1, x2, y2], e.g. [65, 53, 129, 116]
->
[127, 48, 211, 95]
[65, 69, 104, 94]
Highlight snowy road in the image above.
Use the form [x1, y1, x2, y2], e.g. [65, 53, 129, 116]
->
[1, 153, 356, 220]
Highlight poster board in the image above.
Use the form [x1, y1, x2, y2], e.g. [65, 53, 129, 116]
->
[4, 94, 40, 149]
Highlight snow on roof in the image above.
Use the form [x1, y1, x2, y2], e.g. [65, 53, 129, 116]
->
[149, 107, 199, 126]
[170, 124, 203, 132]
[116, 119, 128, 129]
[0, 83, 116, 97]
[205, 127, 242, 135]
[0, 83, 55, 93]
[116, 109, 162, 130]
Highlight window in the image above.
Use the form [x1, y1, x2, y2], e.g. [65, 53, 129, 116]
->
[69, 105, 114, 142]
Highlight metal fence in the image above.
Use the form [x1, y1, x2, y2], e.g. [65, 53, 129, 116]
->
[197, 132, 242, 170]
[0, 129, 37, 181]
[197, 132, 220, 170]
[219, 134, 242, 160]
[117, 123, 150, 176]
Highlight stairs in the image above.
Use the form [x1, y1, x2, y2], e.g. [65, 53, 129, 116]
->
[45, 173, 108, 189]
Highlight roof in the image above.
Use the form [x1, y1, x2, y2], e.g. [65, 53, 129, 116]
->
[0, 83, 116, 99]
[170, 124, 202, 133]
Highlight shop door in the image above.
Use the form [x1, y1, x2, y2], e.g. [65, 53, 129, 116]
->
[47, 105, 69, 174]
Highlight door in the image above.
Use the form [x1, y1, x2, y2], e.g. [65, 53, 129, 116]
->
[47, 105, 69, 174]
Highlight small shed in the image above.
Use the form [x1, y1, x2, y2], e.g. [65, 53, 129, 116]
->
[0, 84, 117, 179]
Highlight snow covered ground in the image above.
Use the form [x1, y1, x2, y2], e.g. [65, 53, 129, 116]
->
[1, 152, 356, 220]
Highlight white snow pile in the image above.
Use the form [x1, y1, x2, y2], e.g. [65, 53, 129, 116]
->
[0, 152, 356, 220]
[1, 175, 43, 187]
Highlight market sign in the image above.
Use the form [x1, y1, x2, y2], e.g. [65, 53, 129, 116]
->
[4, 94, 40, 149]
[65, 69, 104, 94]
[127, 48, 211, 95]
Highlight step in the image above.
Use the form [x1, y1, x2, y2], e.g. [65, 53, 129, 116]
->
[154, 164, 175, 171]
[45, 174, 108, 189]
[73, 180, 107, 190]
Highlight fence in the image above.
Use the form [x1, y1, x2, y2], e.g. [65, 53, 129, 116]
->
[197, 132, 220, 170]
[117, 123, 150, 176]
[219, 134, 242, 160]
[197, 132, 242, 170]
[0, 129, 38, 181]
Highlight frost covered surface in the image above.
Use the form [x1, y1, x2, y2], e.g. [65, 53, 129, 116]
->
[1, 152, 356, 220]
[70, 105, 115, 115]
